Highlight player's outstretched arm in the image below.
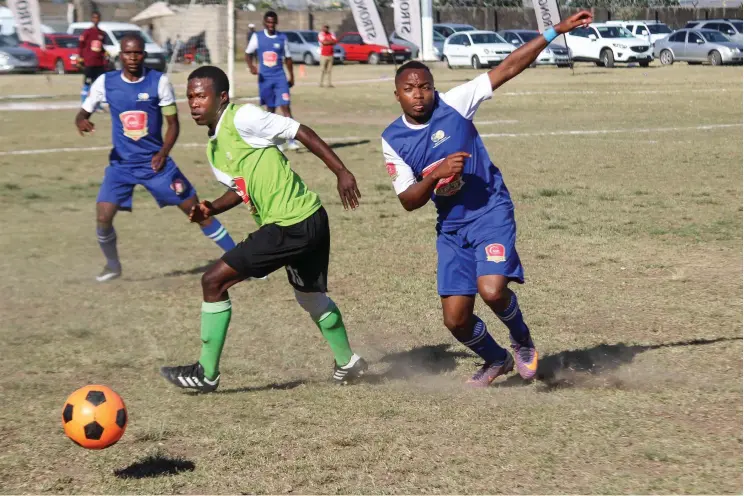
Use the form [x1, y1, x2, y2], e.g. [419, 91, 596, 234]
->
[294, 124, 360, 210]
[397, 152, 469, 211]
[75, 109, 94, 136]
[487, 10, 592, 92]
[188, 190, 243, 223]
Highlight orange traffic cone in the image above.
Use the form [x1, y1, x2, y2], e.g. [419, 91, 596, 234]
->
[299, 64, 306, 78]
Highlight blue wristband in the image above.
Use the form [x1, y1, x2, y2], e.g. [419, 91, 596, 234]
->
[543, 27, 558, 43]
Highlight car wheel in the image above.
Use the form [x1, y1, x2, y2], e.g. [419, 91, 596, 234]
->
[303, 52, 315, 65]
[55, 58, 66, 75]
[660, 49, 674, 65]
[639, 61, 650, 67]
[601, 49, 615, 68]
[445, 56, 453, 69]
[708, 50, 722, 66]
[367, 52, 380, 65]
[471, 55, 482, 69]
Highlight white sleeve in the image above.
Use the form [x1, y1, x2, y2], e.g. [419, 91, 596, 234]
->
[284, 38, 291, 58]
[440, 72, 493, 120]
[245, 33, 258, 54]
[382, 138, 416, 195]
[157, 74, 176, 106]
[81, 74, 106, 113]
[234, 104, 300, 143]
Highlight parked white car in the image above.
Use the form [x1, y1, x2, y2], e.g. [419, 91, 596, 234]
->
[443, 30, 514, 69]
[67, 22, 167, 71]
[565, 23, 653, 67]
[606, 20, 672, 48]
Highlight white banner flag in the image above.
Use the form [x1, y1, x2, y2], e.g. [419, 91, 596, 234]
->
[394, 0, 422, 53]
[7, 0, 44, 47]
[531, 0, 566, 47]
[349, 0, 389, 48]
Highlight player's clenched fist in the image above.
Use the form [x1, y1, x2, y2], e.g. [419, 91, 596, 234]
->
[76, 118, 95, 136]
[431, 152, 470, 180]
[189, 200, 216, 223]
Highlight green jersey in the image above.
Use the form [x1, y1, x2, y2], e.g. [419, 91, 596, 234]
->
[207, 103, 321, 227]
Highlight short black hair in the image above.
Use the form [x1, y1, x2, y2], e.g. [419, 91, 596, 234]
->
[264, 10, 277, 20]
[91, 10, 100, 17]
[188, 65, 230, 96]
[119, 33, 145, 50]
[395, 61, 432, 83]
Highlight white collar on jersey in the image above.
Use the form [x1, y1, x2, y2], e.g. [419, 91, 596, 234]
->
[120, 71, 146, 84]
[399, 114, 430, 130]
[263, 29, 277, 38]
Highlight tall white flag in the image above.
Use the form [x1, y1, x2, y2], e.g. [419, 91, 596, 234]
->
[393, 0, 422, 53]
[7, 0, 44, 47]
[349, 0, 389, 48]
[531, 0, 566, 47]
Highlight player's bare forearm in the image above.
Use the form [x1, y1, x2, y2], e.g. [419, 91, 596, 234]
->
[75, 108, 92, 125]
[487, 36, 548, 91]
[161, 113, 180, 156]
[246, 53, 257, 72]
[210, 190, 243, 215]
[285, 58, 294, 85]
[397, 175, 439, 211]
[295, 125, 348, 176]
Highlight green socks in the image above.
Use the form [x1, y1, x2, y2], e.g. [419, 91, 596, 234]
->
[198, 300, 232, 380]
[316, 305, 354, 367]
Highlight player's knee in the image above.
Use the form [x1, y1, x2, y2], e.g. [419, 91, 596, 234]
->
[479, 283, 509, 308]
[294, 290, 332, 321]
[201, 268, 224, 296]
[442, 311, 470, 333]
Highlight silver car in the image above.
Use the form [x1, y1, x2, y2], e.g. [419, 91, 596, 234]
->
[684, 19, 742, 44]
[499, 29, 571, 67]
[655, 29, 743, 66]
[283, 30, 345, 65]
[389, 30, 446, 60]
[0, 35, 38, 73]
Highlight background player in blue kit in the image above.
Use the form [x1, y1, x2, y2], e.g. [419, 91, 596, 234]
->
[75, 34, 237, 282]
[381, 11, 593, 387]
[245, 11, 300, 151]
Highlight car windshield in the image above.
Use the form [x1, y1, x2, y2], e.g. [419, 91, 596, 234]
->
[597, 26, 635, 38]
[55, 37, 80, 48]
[701, 30, 730, 42]
[518, 31, 540, 42]
[647, 24, 672, 34]
[732, 21, 743, 33]
[471, 32, 506, 44]
[112, 30, 155, 44]
[0, 35, 19, 47]
[433, 31, 445, 41]
[300, 31, 318, 43]
[452, 25, 475, 33]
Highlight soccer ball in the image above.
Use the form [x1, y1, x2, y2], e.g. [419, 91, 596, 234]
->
[61, 385, 127, 449]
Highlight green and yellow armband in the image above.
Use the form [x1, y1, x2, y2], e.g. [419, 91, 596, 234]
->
[161, 104, 177, 116]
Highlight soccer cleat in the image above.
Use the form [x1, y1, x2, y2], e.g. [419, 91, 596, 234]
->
[96, 265, 121, 282]
[510, 337, 538, 380]
[332, 354, 368, 385]
[160, 362, 220, 393]
[466, 352, 514, 388]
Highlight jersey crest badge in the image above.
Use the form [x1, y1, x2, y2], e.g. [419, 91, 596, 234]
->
[263, 52, 278, 67]
[386, 162, 398, 180]
[120, 111, 148, 141]
[485, 243, 506, 263]
[233, 176, 258, 214]
[431, 129, 450, 148]
[137, 92, 150, 101]
[422, 158, 464, 196]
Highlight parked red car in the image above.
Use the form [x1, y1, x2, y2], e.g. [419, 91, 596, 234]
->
[21, 34, 81, 74]
[337, 32, 411, 64]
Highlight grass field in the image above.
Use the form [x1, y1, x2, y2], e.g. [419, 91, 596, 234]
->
[0, 62, 742, 494]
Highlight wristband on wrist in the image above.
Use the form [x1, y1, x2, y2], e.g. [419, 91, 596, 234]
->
[543, 26, 558, 43]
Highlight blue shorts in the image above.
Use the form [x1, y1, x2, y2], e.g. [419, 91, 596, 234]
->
[436, 209, 524, 296]
[96, 158, 196, 211]
[258, 75, 290, 108]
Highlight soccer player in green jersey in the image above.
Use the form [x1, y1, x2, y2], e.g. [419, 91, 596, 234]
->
[160, 66, 365, 392]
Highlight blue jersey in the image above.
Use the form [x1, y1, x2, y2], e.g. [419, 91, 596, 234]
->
[247, 30, 290, 80]
[82, 69, 176, 167]
[381, 74, 513, 232]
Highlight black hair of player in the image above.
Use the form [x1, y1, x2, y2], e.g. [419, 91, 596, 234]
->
[395, 61, 433, 84]
[188, 65, 230, 97]
[119, 33, 145, 51]
[264, 10, 278, 20]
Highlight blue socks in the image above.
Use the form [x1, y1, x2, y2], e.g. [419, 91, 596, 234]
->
[201, 218, 236, 252]
[456, 315, 508, 365]
[495, 293, 532, 346]
[96, 226, 120, 270]
[81, 83, 90, 104]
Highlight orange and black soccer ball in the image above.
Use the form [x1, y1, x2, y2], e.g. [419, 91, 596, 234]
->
[61, 385, 127, 449]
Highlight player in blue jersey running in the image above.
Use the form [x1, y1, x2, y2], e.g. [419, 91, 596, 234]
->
[381, 11, 592, 387]
[75, 34, 238, 282]
[245, 10, 300, 151]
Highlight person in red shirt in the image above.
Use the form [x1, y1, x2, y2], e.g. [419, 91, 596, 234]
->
[78, 11, 108, 104]
[318, 25, 337, 88]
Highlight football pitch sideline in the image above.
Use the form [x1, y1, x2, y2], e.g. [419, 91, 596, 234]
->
[0, 63, 741, 494]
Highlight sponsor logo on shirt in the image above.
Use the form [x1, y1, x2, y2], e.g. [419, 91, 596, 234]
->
[431, 129, 450, 148]
[386, 162, 398, 180]
[137, 92, 150, 101]
[273, 43, 281, 48]
[91, 40, 102, 52]
[233, 176, 257, 214]
[485, 243, 506, 263]
[421, 158, 464, 196]
[120, 110, 148, 141]
[262, 51, 278, 67]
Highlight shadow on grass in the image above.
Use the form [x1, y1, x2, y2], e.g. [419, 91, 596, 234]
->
[114, 454, 195, 479]
[329, 139, 370, 150]
[496, 336, 741, 391]
[164, 260, 218, 277]
[210, 379, 307, 395]
[362, 343, 471, 384]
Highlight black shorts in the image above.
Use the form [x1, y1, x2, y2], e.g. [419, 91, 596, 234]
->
[222, 207, 330, 293]
[83, 65, 106, 85]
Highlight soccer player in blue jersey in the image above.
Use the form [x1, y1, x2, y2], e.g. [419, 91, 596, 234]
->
[381, 11, 593, 386]
[75, 34, 238, 282]
[245, 10, 300, 151]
